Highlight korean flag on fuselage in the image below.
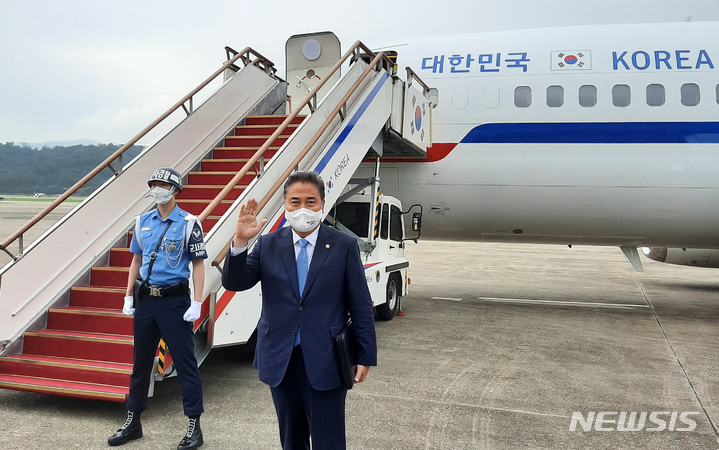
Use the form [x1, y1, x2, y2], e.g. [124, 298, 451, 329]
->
[551, 51, 592, 70]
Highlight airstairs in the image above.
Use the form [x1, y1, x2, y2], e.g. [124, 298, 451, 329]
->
[0, 35, 434, 402]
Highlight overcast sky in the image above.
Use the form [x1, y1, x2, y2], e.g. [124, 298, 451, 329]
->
[2, 0, 718, 145]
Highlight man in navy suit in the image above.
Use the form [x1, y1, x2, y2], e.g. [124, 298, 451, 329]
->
[222, 171, 377, 450]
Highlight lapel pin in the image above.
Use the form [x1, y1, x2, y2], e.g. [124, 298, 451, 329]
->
[326, 244, 330, 249]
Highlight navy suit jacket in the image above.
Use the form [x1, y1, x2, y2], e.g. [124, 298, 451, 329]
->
[222, 224, 378, 390]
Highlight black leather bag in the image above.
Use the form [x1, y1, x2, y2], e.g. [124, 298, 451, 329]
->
[335, 318, 358, 390]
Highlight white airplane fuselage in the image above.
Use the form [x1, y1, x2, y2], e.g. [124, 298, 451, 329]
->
[363, 22, 719, 248]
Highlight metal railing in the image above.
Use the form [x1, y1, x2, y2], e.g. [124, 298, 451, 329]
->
[201, 42, 394, 269]
[0, 47, 281, 261]
[406, 66, 432, 97]
[225, 46, 284, 82]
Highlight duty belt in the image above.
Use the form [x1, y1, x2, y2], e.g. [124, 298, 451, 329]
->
[142, 280, 190, 298]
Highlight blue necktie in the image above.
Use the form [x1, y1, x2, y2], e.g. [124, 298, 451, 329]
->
[295, 239, 308, 346]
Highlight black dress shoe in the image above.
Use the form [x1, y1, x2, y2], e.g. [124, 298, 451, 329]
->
[177, 416, 203, 450]
[108, 412, 143, 446]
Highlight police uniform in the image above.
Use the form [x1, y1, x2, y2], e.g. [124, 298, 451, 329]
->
[126, 204, 208, 418]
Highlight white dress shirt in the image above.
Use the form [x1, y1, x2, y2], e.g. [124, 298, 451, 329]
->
[290, 227, 318, 265]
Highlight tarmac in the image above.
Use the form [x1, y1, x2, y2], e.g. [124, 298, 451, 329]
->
[0, 199, 77, 268]
[0, 200, 718, 449]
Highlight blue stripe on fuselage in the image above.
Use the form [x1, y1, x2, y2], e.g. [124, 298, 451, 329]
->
[459, 122, 719, 144]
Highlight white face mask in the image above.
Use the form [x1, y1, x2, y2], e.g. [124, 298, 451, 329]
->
[285, 207, 322, 233]
[149, 186, 174, 205]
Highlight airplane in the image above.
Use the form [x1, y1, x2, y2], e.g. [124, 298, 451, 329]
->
[1, 20, 717, 402]
[358, 20, 719, 271]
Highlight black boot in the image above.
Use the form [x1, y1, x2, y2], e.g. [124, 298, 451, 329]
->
[177, 416, 203, 450]
[108, 411, 143, 446]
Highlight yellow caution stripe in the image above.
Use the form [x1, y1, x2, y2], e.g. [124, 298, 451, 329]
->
[157, 339, 167, 375]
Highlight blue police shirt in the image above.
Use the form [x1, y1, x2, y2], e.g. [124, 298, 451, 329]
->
[130, 205, 208, 285]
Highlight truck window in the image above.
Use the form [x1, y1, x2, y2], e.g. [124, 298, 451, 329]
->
[333, 202, 370, 238]
[390, 205, 403, 241]
[380, 204, 389, 239]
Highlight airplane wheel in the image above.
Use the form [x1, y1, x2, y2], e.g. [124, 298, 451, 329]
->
[376, 273, 400, 321]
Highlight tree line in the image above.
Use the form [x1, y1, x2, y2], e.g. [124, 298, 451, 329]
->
[0, 143, 143, 196]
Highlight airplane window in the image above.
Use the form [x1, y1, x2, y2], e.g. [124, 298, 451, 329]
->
[452, 87, 469, 109]
[483, 86, 500, 108]
[514, 86, 532, 108]
[646, 84, 665, 107]
[716, 84, 719, 104]
[681, 83, 700, 106]
[579, 85, 596, 107]
[546, 86, 564, 107]
[612, 84, 631, 107]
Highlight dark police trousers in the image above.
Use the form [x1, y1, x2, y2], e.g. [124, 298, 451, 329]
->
[126, 292, 204, 417]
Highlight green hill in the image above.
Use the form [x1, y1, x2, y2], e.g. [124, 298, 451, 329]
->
[0, 143, 143, 196]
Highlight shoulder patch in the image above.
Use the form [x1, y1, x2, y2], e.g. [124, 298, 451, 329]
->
[192, 225, 202, 240]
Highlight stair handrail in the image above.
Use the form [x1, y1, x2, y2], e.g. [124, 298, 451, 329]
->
[209, 50, 391, 269]
[197, 41, 393, 226]
[225, 46, 285, 82]
[405, 66, 432, 97]
[0, 47, 280, 260]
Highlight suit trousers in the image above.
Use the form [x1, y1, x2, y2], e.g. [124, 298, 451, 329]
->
[126, 292, 204, 417]
[270, 345, 348, 450]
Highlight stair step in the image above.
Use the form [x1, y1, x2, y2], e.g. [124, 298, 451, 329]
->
[175, 185, 247, 200]
[176, 199, 234, 216]
[0, 355, 131, 388]
[47, 307, 133, 335]
[224, 136, 288, 147]
[70, 287, 125, 309]
[213, 147, 279, 159]
[245, 115, 305, 126]
[200, 159, 273, 172]
[188, 171, 257, 186]
[91, 267, 129, 288]
[203, 216, 220, 233]
[0, 374, 128, 402]
[110, 247, 134, 266]
[23, 330, 134, 363]
[234, 124, 298, 136]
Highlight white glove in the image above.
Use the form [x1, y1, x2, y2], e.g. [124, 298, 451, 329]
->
[122, 296, 135, 316]
[183, 301, 202, 322]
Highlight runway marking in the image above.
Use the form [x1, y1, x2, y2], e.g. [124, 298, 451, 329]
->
[431, 296, 463, 302]
[476, 297, 650, 309]
[357, 392, 570, 419]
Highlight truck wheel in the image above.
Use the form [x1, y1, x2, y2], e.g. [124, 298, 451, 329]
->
[376, 273, 400, 321]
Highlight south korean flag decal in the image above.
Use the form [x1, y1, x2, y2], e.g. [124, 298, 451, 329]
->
[551, 51, 592, 70]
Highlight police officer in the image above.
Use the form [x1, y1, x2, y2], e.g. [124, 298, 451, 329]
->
[108, 167, 207, 450]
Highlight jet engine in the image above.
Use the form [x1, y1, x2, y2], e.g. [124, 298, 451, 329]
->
[642, 247, 719, 268]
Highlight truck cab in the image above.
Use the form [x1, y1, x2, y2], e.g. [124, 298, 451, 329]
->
[325, 191, 421, 320]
